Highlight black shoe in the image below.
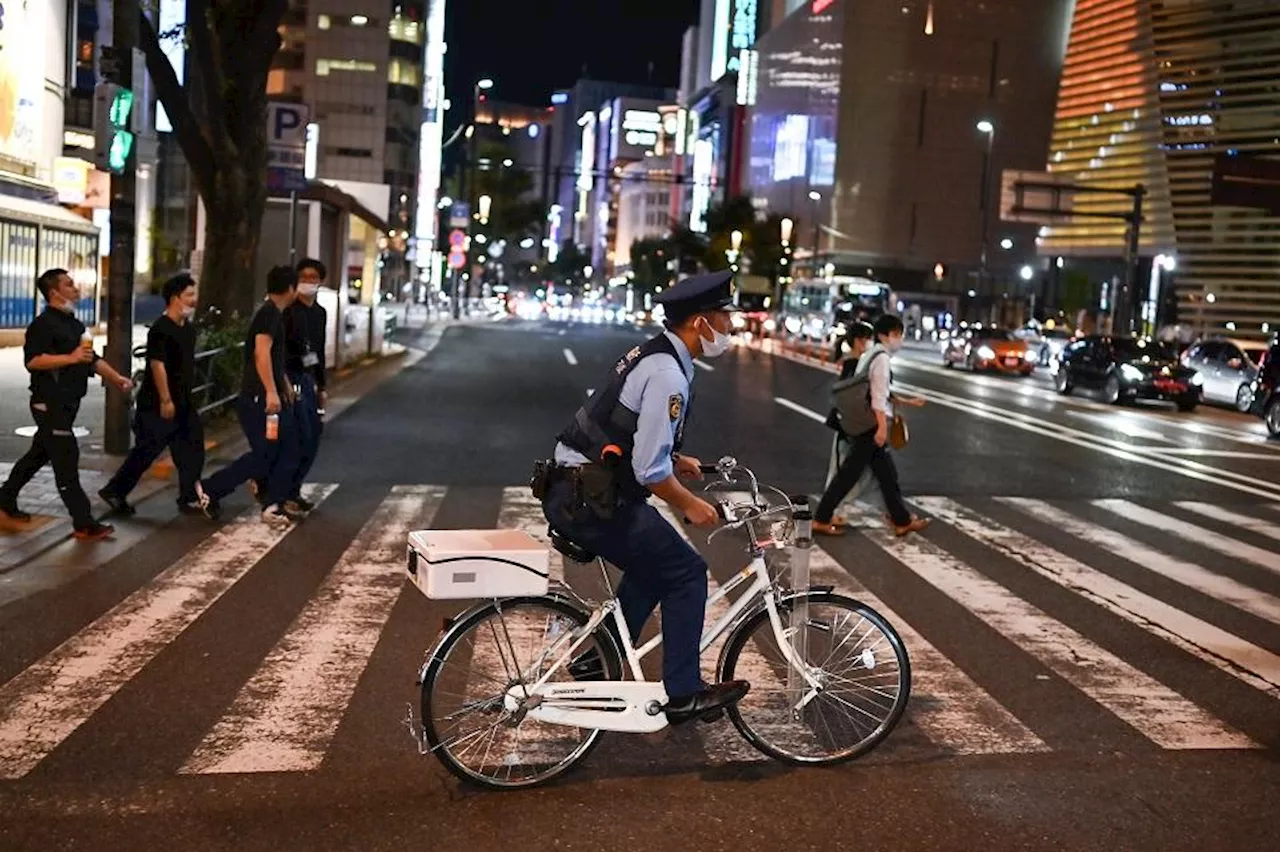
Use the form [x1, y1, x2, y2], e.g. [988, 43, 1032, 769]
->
[287, 495, 315, 513]
[0, 502, 31, 523]
[73, 521, 115, 541]
[178, 500, 205, 516]
[568, 649, 606, 681]
[664, 681, 750, 725]
[194, 482, 222, 521]
[98, 487, 136, 517]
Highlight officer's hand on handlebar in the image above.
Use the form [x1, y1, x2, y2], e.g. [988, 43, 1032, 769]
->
[683, 496, 721, 528]
[674, 453, 704, 481]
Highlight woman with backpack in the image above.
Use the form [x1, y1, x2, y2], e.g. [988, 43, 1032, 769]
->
[813, 314, 929, 538]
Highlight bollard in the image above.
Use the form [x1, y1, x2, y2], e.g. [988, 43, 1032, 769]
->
[787, 495, 813, 711]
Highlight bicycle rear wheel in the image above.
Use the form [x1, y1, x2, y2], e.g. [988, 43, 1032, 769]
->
[717, 591, 911, 764]
[421, 597, 623, 789]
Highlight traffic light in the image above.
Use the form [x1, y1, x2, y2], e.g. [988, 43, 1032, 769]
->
[93, 82, 134, 173]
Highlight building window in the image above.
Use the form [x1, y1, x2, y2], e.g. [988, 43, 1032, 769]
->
[389, 14, 424, 45]
[316, 58, 377, 76]
[317, 13, 330, 29]
[387, 58, 420, 87]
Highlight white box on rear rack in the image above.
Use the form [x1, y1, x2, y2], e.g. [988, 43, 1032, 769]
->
[406, 529, 550, 600]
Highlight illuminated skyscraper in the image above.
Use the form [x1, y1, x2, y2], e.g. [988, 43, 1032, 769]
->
[1043, 0, 1280, 337]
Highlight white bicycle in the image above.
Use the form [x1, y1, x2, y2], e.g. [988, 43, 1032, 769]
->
[404, 457, 911, 789]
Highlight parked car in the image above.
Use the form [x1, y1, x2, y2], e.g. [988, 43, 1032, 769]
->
[942, 327, 1036, 375]
[1179, 337, 1270, 412]
[1247, 338, 1280, 437]
[1056, 335, 1202, 411]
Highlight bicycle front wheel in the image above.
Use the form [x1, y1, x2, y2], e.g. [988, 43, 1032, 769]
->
[421, 597, 623, 790]
[717, 591, 911, 765]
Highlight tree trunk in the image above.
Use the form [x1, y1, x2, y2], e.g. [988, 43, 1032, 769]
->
[199, 160, 263, 319]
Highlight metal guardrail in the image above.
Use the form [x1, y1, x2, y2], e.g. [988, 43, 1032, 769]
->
[130, 340, 246, 421]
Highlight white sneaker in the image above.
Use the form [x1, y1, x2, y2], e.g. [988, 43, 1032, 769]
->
[261, 504, 297, 527]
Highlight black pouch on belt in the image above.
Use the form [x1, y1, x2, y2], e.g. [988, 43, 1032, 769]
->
[577, 462, 619, 520]
[529, 460, 553, 501]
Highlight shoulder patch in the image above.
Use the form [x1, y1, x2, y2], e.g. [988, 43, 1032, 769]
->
[668, 393, 683, 422]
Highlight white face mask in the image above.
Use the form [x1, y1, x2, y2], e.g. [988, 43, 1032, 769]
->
[698, 316, 732, 358]
[181, 305, 197, 320]
[298, 283, 320, 298]
[884, 336, 904, 353]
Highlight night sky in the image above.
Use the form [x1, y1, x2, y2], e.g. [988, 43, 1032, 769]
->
[443, 0, 697, 121]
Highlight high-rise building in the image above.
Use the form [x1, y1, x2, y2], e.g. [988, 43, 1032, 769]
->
[1041, 0, 1280, 339]
[745, 0, 1071, 323]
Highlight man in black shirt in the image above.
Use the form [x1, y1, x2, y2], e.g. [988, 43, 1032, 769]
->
[99, 272, 205, 516]
[0, 268, 133, 540]
[280, 258, 329, 514]
[194, 265, 301, 526]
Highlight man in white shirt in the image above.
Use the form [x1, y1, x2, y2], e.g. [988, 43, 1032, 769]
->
[813, 314, 929, 537]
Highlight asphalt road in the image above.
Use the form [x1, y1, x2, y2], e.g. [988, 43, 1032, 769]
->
[0, 318, 1276, 851]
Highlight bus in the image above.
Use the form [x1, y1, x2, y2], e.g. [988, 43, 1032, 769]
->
[779, 276, 895, 356]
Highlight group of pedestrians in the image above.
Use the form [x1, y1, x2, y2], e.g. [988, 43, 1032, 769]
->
[0, 259, 331, 538]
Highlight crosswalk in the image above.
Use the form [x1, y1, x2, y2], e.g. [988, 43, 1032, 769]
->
[0, 484, 1277, 782]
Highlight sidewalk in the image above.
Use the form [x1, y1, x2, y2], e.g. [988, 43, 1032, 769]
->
[0, 307, 445, 574]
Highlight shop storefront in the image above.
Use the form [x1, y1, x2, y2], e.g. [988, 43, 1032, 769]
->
[0, 193, 100, 329]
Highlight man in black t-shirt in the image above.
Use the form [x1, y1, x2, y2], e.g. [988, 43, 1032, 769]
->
[194, 265, 301, 526]
[281, 257, 329, 514]
[0, 269, 134, 540]
[100, 272, 205, 516]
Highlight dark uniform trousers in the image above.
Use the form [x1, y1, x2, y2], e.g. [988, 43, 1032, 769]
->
[289, 372, 323, 499]
[204, 393, 300, 506]
[544, 478, 708, 699]
[105, 406, 205, 506]
[0, 402, 94, 528]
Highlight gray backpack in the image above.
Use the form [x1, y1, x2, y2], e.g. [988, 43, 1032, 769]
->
[830, 350, 886, 436]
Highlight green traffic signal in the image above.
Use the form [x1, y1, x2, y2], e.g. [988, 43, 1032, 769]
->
[108, 88, 134, 128]
[108, 129, 134, 172]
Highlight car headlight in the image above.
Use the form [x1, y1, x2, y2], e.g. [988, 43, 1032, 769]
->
[1190, 372, 1204, 386]
[763, 318, 777, 332]
[1023, 350, 1037, 361]
[1120, 364, 1144, 382]
[977, 345, 996, 360]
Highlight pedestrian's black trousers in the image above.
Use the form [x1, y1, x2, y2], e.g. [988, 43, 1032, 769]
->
[815, 428, 913, 527]
[105, 406, 205, 506]
[0, 402, 94, 529]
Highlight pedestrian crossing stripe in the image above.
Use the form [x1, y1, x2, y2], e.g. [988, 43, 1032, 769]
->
[0, 484, 1276, 781]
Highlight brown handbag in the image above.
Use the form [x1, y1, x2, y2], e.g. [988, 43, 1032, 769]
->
[889, 413, 909, 450]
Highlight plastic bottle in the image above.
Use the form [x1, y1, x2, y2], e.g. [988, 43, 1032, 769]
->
[266, 413, 279, 441]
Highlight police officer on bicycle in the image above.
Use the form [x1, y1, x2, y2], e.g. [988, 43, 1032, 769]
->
[533, 270, 750, 725]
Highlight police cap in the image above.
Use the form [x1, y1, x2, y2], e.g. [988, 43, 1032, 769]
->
[655, 269, 739, 324]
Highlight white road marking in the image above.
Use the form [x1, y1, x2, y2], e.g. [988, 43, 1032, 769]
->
[0, 485, 339, 780]
[1156, 449, 1280, 460]
[562, 348, 578, 366]
[1064, 411, 1174, 443]
[862, 523, 1258, 749]
[1174, 501, 1280, 545]
[499, 486, 564, 583]
[586, 388, 594, 398]
[1093, 499, 1280, 576]
[987, 499, 1280, 627]
[811, 546, 1047, 755]
[558, 329, 566, 336]
[182, 486, 445, 774]
[694, 359, 715, 372]
[983, 497, 1280, 699]
[774, 397, 827, 424]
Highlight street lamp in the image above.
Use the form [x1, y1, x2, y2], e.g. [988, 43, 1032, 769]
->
[976, 120, 995, 305]
[808, 190, 822, 276]
[726, 229, 743, 272]
[478, 78, 494, 91]
[776, 217, 794, 314]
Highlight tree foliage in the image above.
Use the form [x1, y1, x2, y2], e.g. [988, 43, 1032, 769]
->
[469, 139, 544, 243]
[138, 0, 289, 320]
[547, 240, 590, 289]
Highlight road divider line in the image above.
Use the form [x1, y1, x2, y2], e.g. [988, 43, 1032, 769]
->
[562, 348, 578, 366]
[181, 486, 446, 775]
[586, 388, 594, 398]
[979, 497, 1280, 699]
[861, 517, 1260, 749]
[774, 397, 827, 424]
[1093, 499, 1280, 576]
[0, 484, 340, 780]
[1174, 501, 1280, 544]
[694, 359, 715, 372]
[811, 545, 1048, 755]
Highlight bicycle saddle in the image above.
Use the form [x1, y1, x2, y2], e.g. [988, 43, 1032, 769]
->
[548, 526, 595, 563]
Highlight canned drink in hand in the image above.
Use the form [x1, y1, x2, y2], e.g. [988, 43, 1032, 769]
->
[266, 413, 279, 441]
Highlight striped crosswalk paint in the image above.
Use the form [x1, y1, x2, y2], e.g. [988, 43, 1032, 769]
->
[499, 487, 564, 582]
[182, 486, 445, 774]
[1173, 501, 1280, 546]
[860, 521, 1259, 750]
[809, 546, 1048, 755]
[0, 485, 339, 780]
[1093, 499, 1280, 576]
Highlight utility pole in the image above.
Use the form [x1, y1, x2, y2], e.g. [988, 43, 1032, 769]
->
[104, 0, 138, 455]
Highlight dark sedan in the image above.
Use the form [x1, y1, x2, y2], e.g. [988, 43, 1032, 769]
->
[1055, 335, 1203, 411]
[1246, 338, 1280, 437]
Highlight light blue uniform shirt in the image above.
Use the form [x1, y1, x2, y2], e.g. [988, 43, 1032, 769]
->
[554, 330, 694, 487]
